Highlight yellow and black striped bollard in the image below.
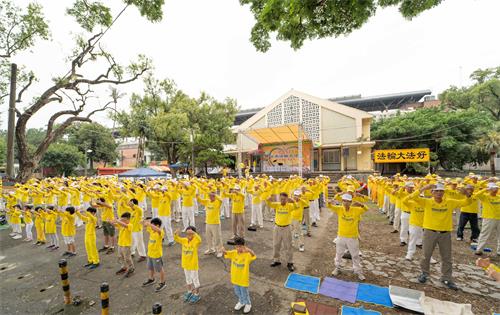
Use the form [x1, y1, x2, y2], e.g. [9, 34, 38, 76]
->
[152, 303, 162, 314]
[58, 259, 71, 305]
[101, 282, 110, 315]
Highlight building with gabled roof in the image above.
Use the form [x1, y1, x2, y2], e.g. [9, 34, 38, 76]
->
[227, 89, 375, 173]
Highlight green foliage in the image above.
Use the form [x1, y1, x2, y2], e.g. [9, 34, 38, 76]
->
[0, 0, 50, 56]
[66, 0, 112, 32]
[40, 142, 85, 176]
[114, 74, 238, 170]
[66, 122, 118, 166]
[124, 0, 165, 23]
[371, 107, 491, 171]
[240, 0, 443, 52]
[441, 66, 500, 121]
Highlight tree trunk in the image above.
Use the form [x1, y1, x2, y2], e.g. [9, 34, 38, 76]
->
[491, 151, 496, 176]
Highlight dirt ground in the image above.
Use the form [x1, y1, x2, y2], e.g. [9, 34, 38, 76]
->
[0, 201, 499, 315]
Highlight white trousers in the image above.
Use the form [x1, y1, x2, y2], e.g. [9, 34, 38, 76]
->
[406, 225, 423, 259]
[383, 195, 390, 215]
[131, 231, 146, 257]
[221, 198, 231, 218]
[25, 223, 33, 239]
[310, 200, 320, 222]
[158, 215, 174, 243]
[152, 207, 158, 219]
[12, 223, 22, 234]
[251, 203, 263, 226]
[400, 212, 410, 243]
[184, 269, 200, 288]
[335, 237, 362, 274]
[393, 207, 401, 231]
[172, 199, 181, 220]
[182, 206, 195, 229]
[477, 218, 500, 254]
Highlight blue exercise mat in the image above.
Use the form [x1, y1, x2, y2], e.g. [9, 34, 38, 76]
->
[341, 305, 381, 315]
[284, 273, 321, 294]
[356, 283, 393, 308]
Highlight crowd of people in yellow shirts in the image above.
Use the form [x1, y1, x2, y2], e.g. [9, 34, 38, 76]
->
[1, 174, 329, 313]
[367, 173, 500, 288]
[1, 172, 499, 311]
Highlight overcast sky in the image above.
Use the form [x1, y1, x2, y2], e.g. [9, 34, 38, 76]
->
[4, 0, 500, 129]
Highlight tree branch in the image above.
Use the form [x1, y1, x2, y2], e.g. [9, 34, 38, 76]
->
[75, 67, 148, 86]
[16, 74, 35, 102]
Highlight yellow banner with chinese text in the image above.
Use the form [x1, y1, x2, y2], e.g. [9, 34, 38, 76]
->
[374, 148, 430, 163]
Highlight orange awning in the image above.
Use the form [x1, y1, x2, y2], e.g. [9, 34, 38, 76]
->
[245, 124, 309, 144]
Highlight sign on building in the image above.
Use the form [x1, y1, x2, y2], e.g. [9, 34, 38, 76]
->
[261, 141, 312, 172]
[374, 148, 430, 163]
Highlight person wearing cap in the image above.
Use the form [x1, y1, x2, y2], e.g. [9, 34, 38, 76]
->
[327, 193, 368, 281]
[225, 185, 246, 240]
[406, 182, 473, 290]
[474, 182, 500, 256]
[266, 192, 296, 272]
[456, 184, 480, 244]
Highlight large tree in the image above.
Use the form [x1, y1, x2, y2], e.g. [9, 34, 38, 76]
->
[371, 107, 491, 173]
[67, 122, 118, 169]
[239, 0, 443, 52]
[40, 142, 85, 177]
[114, 74, 237, 173]
[1, 0, 165, 182]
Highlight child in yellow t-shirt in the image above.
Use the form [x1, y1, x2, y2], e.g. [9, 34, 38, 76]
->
[8, 204, 22, 239]
[33, 206, 46, 245]
[222, 237, 256, 314]
[45, 206, 60, 250]
[113, 212, 134, 278]
[142, 218, 166, 292]
[59, 206, 77, 257]
[174, 226, 201, 303]
[76, 207, 100, 269]
[22, 205, 34, 242]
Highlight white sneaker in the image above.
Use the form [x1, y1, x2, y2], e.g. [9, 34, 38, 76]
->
[234, 302, 244, 311]
[13, 234, 22, 240]
[430, 257, 438, 264]
[299, 245, 305, 252]
[243, 304, 252, 314]
[405, 256, 412, 261]
[259, 225, 264, 228]
[356, 273, 366, 281]
[216, 252, 223, 258]
[204, 249, 215, 255]
[332, 268, 340, 276]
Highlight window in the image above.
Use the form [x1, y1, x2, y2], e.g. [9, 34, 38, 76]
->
[323, 149, 340, 163]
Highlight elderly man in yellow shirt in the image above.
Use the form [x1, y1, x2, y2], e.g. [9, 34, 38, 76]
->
[267, 192, 296, 272]
[407, 182, 472, 290]
[327, 194, 368, 281]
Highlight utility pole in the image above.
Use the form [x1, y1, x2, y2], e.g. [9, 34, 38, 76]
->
[190, 133, 195, 177]
[6, 63, 17, 179]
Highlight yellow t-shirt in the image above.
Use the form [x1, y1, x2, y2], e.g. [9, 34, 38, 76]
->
[9, 209, 21, 224]
[174, 233, 201, 270]
[181, 186, 196, 207]
[267, 202, 294, 226]
[149, 191, 161, 209]
[147, 227, 165, 259]
[44, 211, 57, 234]
[100, 204, 115, 222]
[408, 191, 472, 231]
[327, 204, 367, 238]
[78, 212, 97, 239]
[60, 212, 76, 237]
[407, 200, 425, 227]
[460, 195, 480, 214]
[292, 198, 308, 221]
[475, 190, 500, 219]
[23, 211, 33, 224]
[117, 223, 133, 247]
[198, 197, 222, 225]
[131, 205, 143, 232]
[158, 192, 172, 217]
[229, 192, 245, 214]
[224, 250, 257, 287]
